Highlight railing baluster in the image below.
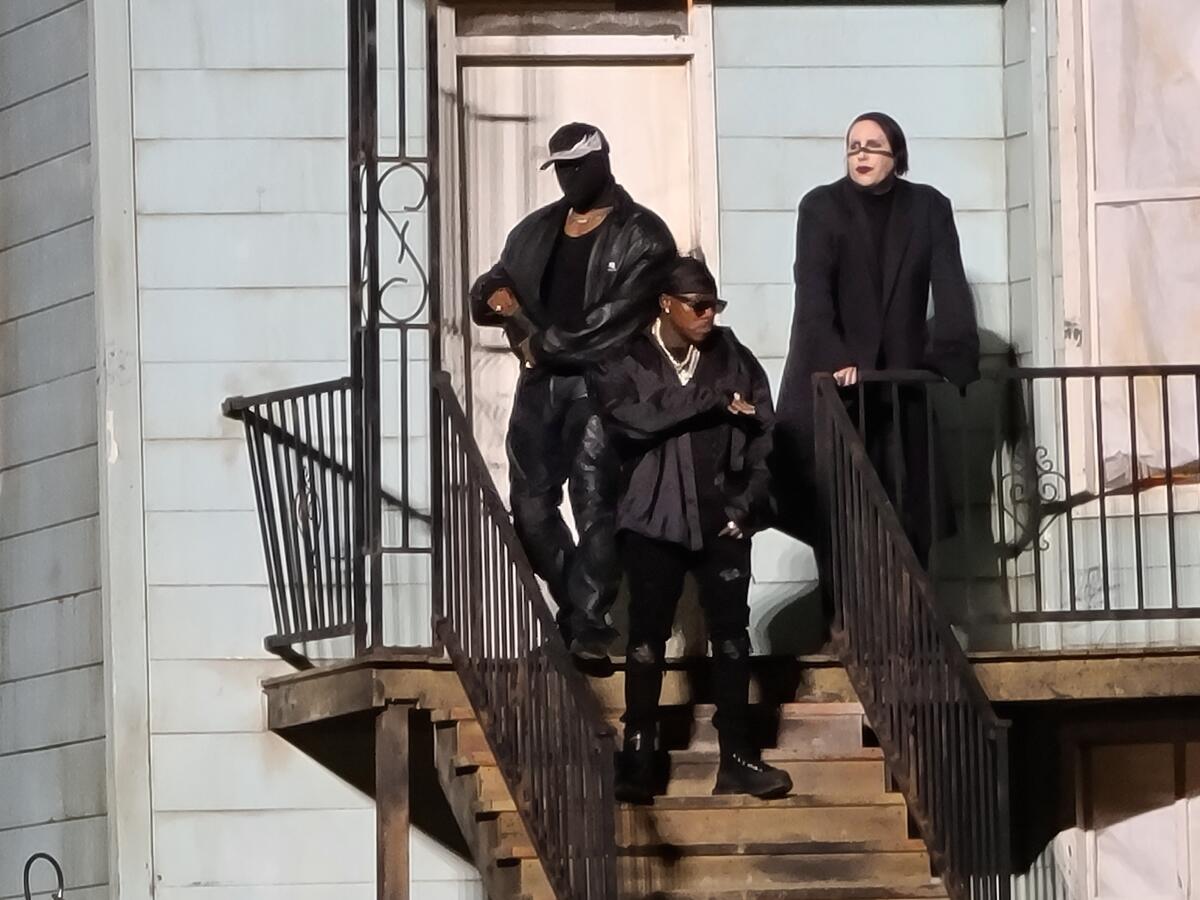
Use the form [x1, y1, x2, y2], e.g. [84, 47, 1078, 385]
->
[244, 413, 286, 636]
[1060, 377, 1077, 615]
[1094, 374, 1112, 612]
[1128, 375, 1145, 613]
[993, 380, 1011, 614]
[1162, 375, 1178, 610]
[1025, 378, 1045, 617]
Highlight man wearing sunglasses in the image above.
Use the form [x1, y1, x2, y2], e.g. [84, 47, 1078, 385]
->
[588, 256, 792, 801]
[470, 122, 676, 659]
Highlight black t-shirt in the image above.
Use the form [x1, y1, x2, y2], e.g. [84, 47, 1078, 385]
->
[541, 227, 599, 331]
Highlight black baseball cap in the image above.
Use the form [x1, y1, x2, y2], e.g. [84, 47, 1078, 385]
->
[539, 122, 610, 170]
[665, 256, 720, 299]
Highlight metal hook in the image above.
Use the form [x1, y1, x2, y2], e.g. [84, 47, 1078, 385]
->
[23, 853, 64, 900]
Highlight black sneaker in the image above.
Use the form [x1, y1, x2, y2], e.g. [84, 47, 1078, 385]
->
[713, 752, 793, 799]
[614, 731, 656, 805]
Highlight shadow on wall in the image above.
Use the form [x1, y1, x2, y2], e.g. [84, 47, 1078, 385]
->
[747, 328, 1036, 657]
[929, 328, 1037, 651]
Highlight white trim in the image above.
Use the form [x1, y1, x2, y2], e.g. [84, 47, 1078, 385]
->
[1028, 0, 1057, 367]
[1080, 0, 1100, 368]
[435, 3, 468, 405]
[89, 0, 154, 897]
[1056, 0, 1089, 367]
[688, 3, 721, 277]
[1094, 186, 1200, 205]
[456, 32, 694, 61]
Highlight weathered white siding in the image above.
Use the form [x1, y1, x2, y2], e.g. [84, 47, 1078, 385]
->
[0, 1, 107, 896]
[128, 0, 477, 894]
[1004, 0, 1062, 365]
[713, 4, 1009, 651]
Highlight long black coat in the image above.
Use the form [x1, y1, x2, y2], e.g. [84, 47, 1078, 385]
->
[588, 328, 774, 551]
[469, 185, 677, 370]
[774, 176, 980, 548]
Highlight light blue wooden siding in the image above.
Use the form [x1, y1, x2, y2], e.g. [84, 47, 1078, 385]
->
[0, 2, 107, 895]
[713, 5, 1008, 637]
[128, 0, 468, 894]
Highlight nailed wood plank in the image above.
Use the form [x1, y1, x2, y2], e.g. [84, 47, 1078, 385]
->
[266, 665, 378, 730]
[974, 652, 1200, 701]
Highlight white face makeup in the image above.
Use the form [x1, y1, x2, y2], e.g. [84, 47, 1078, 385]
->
[846, 118, 896, 189]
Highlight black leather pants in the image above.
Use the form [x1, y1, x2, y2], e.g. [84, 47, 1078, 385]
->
[507, 369, 620, 640]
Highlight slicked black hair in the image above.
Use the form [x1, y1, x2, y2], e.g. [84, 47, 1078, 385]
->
[848, 111, 909, 176]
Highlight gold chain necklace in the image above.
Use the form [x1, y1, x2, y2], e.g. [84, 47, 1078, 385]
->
[568, 207, 610, 226]
[652, 319, 699, 385]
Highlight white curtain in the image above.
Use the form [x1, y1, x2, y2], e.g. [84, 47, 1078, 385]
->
[1089, 1, 1200, 483]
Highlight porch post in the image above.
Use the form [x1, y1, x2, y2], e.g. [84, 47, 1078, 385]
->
[376, 702, 413, 898]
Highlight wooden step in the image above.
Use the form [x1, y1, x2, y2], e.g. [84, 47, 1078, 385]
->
[663, 752, 886, 798]
[619, 847, 935, 894]
[630, 794, 905, 811]
[628, 884, 948, 900]
[619, 800, 910, 846]
[588, 666, 857, 709]
[607, 702, 866, 752]
[444, 717, 491, 757]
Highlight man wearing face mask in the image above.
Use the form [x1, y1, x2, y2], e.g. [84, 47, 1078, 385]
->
[470, 122, 677, 658]
[774, 111, 980, 601]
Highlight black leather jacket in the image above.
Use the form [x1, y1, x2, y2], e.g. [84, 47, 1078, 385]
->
[469, 185, 677, 371]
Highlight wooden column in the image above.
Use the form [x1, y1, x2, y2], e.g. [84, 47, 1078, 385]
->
[376, 702, 412, 899]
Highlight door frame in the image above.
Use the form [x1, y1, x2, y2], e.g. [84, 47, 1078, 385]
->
[432, 2, 721, 416]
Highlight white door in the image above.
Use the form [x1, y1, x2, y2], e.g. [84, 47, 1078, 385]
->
[459, 58, 704, 486]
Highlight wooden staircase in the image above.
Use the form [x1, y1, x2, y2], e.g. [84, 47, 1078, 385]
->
[431, 666, 949, 900]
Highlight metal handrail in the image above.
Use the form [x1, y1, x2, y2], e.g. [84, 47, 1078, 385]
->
[431, 372, 618, 900]
[815, 374, 1012, 900]
[833, 365, 1200, 627]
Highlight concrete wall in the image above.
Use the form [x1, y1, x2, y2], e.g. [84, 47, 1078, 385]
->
[712, 3, 1009, 651]
[124, 0, 475, 895]
[0, 2, 108, 897]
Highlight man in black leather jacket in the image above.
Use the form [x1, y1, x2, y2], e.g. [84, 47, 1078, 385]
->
[470, 122, 676, 657]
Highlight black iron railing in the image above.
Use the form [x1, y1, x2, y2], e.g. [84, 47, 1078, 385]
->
[432, 374, 619, 900]
[223, 379, 363, 663]
[432, 373, 618, 900]
[840, 367, 1200, 637]
[816, 374, 1012, 900]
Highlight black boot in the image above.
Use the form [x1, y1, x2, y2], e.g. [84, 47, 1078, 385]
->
[569, 623, 617, 661]
[614, 730, 656, 805]
[713, 751, 792, 799]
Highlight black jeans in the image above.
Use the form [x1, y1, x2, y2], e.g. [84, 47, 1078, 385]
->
[620, 531, 753, 756]
[507, 369, 620, 639]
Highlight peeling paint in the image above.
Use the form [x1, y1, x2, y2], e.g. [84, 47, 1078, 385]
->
[106, 409, 119, 464]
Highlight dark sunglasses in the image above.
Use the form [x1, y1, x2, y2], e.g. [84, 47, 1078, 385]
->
[671, 294, 727, 315]
[846, 144, 894, 159]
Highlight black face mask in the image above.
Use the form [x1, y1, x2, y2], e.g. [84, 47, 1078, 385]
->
[555, 153, 613, 211]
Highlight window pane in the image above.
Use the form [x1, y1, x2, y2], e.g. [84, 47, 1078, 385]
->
[1095, 199, 1200, 477]
[1090, 0, 1200, 192]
